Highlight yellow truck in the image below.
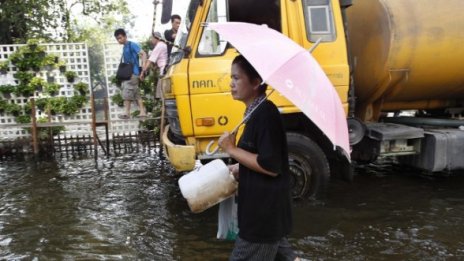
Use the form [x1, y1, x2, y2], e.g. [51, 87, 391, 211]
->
[159, 0, 464, 198]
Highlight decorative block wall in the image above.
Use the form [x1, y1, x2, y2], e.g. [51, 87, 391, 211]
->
[103, 43, 142, 133]
[0, 42, 144, 140]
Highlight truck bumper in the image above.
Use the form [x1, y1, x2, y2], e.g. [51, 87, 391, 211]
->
[162, 124, 196, 172]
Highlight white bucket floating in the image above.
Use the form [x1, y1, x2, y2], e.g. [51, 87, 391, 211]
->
[178, 159, 238, 213]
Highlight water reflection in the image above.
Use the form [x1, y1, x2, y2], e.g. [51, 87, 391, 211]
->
[1, 155, 464, 260]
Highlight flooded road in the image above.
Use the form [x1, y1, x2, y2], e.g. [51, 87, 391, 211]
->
[1, 153, 464, 260]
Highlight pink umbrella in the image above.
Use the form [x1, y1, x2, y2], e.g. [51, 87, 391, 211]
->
[208, 22, 350, 159]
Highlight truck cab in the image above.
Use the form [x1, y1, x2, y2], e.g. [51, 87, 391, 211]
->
[159, 0, 351, 198]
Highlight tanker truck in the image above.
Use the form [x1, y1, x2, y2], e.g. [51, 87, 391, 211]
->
[157, 0, 464, 198]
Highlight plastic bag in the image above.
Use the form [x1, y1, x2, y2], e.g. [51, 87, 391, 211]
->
[217, 195, 239, 241]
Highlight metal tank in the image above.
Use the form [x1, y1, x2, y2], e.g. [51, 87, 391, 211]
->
[346, 0, 464, 120]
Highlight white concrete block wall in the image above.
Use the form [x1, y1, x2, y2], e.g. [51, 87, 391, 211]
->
[103, 42, 140, 133]
[0, 42, 143, 140]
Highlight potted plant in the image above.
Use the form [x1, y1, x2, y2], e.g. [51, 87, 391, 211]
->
[74, 82, 89, 95]
[70, 95, 87, 108]
[14, 71, 34, 85]
[15, 83, 35, 97]
[15, 114, 31, 124]
[5, 102, 22, 116]
[62, 98, 79, 116]
[45, 83, 61, 96]
[64, 71, 77, 82]
[111, 93, 124, 107]
[0, 61, 8, 74]
[0, 84, 16, 99]
[49, 97, 66, 115]
[29, 77, 46, 91]
[110, 75, 122, 88]
[24, 101, 32, 114]
[0, 100, 7, 113]
[27, 39, 39, 50]
[35, 98, 48, 112]
[58, 61, 67, 73]
[43, 54, 58, 71]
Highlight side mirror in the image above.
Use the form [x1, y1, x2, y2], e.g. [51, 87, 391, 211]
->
[161, 0, 173, 24]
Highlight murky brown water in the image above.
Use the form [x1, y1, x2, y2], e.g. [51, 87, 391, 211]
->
[1, 153, 464, 260]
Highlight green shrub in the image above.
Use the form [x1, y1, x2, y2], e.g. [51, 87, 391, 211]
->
[45, 83, 61, 96]
[5, 102, 22, 116]
[74, 82, 89, 95]
[29, 77, 46, 91]
[16, 114, 31, 124]
[15, 84, 35, 97]
[111, 93, 124, 107]
[64, 71, 77, 82]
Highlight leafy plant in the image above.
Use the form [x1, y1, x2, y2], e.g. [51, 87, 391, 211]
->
[111, 93, 124, 107]
[110, 75, 122, 88]
[14, 71, 34, 85]
[70, 95, 87, 108]
[42, 54, 59, 70]
[0, 84, 16, 98]
[64, 71, 77, 82]
[143, 97, 154, 112]
[45, 83, 61, 96]
[63, 100, 80, 115]
[0, 100, 7, 113]
[24, 101, 32, 114]
[35, 98, 48, 111]
[29, 77, 46, 91]
[74, 82, 89, 95]
[57, 61, 67, 72]
[16, 115, 31, 124]
[15, 84, 35, 97]
[26, 39, 40, 50]
[48, 97, 67, 115]
[0, 61, 8, 74]
[5, 102, 22, 116]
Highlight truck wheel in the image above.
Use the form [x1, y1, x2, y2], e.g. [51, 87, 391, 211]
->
[287, 132, 330, 199]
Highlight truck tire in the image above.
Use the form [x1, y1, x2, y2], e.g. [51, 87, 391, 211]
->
[287, 132, 330, 199]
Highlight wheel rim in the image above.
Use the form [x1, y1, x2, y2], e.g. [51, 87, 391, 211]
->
[288, 153, 311, 198]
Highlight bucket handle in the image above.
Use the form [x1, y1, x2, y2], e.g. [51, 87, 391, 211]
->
[204, 90, 275, 156]
[205, 140, 219, 155]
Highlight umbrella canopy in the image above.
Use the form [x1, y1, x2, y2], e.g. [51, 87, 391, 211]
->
[208, 22, 350, 159]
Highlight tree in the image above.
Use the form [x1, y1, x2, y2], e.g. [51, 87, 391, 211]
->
[0, 0, 62, 43]
[0, 0, 131, 44]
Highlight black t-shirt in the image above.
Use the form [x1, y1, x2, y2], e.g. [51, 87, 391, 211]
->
[164, 29, 175, 56]
[236, 100, 292, 243]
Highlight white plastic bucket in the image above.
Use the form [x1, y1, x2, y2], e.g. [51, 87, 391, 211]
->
[178, 159, 238, 213]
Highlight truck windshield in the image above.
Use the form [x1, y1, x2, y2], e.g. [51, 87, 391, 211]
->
[169, 0, 200, 65]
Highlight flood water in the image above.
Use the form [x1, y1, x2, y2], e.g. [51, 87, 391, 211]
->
[1, 152, 464, 260]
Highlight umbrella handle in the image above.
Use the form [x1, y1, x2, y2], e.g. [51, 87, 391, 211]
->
[308, 37, 322, 53]
[205, 139, 220, 156]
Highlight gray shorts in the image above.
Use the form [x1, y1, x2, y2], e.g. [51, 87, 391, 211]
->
[230, 236, 297, 261]
[122, 75, 140, 101]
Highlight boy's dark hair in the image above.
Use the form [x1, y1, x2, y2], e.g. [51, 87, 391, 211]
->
[114, 28, 126, 38]
[232, 55, 267, 94]
[171, 14, 181, 22]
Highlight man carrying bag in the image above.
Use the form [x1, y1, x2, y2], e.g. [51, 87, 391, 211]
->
[114, 28, 147, 119]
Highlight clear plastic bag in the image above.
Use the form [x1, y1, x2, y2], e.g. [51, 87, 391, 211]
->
[217, 195, 239, 241]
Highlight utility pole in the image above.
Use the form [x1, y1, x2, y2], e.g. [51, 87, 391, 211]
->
[152, 1, 161, 32]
